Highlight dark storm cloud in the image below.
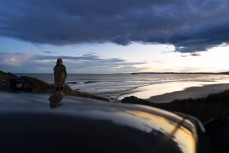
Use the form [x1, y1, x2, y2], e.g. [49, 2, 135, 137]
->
[0, 0, 229, 52]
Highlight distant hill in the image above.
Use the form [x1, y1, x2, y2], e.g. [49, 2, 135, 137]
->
[130, 72, 229, 75]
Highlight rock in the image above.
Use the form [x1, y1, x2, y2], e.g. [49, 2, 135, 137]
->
[121, 96, 155, 106]
[0, 70, 111, 102]
[22, 83, 33, 92]
[20, 76, 53, 93]
[9, 78, 24, 90]
[8, 78, 34, 92]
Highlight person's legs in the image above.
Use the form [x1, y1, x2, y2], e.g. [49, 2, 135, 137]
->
[56, 87, 63, 93]
[60, 87, 64, 95]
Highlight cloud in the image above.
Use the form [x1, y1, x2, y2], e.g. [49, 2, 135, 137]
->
[43, 51, 56, 54]
[36, 54, 145, 73]
[190, 53, 201, 57]
[0, 52, 145, 73]
[0, 53, 35, 66]
[0, 0, 229, 52]
[180, 52, 201, 57]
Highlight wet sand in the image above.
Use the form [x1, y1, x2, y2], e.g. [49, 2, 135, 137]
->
[147, 83, 229, 103]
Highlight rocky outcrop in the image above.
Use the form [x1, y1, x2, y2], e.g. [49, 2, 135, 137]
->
[63, 85, 109, 102]
[121, 96, 155, 107]
[0, 70, 17, 80]
[0, 70, 109, 102]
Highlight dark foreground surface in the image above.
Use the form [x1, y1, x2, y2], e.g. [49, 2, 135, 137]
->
[0, 92, 214, 153]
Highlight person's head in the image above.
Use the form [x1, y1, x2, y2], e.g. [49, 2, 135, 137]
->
[56, 58, 63, 65]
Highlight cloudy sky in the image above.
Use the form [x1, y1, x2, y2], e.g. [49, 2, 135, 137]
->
[0, 0, 229, 73]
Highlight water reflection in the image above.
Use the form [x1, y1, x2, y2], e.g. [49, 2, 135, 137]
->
[78, 108, 196, 153]
[49, 92, 63, 108]
[0, 92, 197, 153]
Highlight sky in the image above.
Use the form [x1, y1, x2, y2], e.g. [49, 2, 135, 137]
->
[0, 0, 229, 74]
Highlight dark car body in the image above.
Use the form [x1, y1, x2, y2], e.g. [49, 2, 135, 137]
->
[0, 92, 212, 153]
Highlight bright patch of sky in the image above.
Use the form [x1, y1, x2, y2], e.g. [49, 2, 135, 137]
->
[1, 37, 229, 73]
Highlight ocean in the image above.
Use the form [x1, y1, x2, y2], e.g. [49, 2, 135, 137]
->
[17, 73, 229, 101]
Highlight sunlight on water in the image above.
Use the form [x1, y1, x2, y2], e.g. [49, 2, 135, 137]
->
[19, 73, 229, 102]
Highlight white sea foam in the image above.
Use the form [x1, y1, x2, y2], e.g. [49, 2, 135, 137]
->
[69, 80, 155, 95]
[18, 73, 229, 101]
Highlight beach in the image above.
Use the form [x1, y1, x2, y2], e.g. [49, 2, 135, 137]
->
[147, 83, 229, 103]
[117, 79, 229, 103]
[13, 73, 229, 102]
[2, 77, 229, 103]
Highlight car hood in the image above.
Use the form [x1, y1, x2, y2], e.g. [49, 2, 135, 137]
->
[0, 92, 198, 153]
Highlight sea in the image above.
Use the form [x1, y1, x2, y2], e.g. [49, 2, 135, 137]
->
[16, 73, 229, 102]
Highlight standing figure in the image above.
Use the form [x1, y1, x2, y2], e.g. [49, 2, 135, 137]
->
[53, 58, 67, 94]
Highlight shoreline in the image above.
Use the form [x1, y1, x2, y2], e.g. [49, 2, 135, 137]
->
[2, 76, 229, 104]
[2, 68, 229, 104]
[146, 83, 229, 103]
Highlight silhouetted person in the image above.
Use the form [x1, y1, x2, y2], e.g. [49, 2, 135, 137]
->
[53, 58, 67, 94]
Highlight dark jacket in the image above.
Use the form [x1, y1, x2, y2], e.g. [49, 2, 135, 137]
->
[53, 64, 67, 87]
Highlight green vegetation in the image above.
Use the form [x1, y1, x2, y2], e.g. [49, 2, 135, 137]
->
[20, 76, 109, 101]
[20, 76, 53, 93]
[0, 69, 109, 101]
[0, 70, 17, 80]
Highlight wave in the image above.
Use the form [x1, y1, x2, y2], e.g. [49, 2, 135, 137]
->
[67, 79, 171, 101]
[66, 81, 79, 84]
[21, 73, 229, 101]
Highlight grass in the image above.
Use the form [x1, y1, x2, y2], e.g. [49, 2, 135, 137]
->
[0, 69, 109, 102]
[0, 70, 17, 80]
[20, 76, 109, 101]
[20, 76, 53, 93]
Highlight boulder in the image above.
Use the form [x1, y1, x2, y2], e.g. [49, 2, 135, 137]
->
[121, 96, 155, 107]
